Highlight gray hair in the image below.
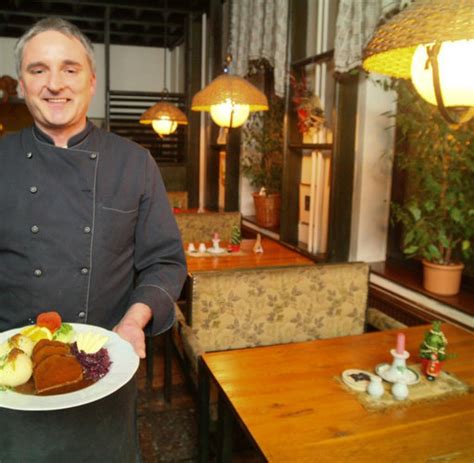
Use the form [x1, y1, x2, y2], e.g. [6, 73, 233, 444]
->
[14, 17, 96, 77]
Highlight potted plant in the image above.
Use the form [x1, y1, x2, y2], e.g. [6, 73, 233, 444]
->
[390, 80, 474, 296]
[241, 96, 284, 228]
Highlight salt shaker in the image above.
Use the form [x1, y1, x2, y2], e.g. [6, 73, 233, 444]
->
[367, 376, 384, 398]
[392, 381, 409, 400]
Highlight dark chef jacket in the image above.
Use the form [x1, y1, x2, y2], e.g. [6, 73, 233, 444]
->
[0, 121, 187, 333]
[0, 122, 186, 462]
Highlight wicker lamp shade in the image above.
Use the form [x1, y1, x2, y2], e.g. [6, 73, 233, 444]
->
[363, 0, 474, 79]
[140, 102, 188, 125]
[191, 74, 268, 111]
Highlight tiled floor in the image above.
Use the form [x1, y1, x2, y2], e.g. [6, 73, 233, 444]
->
[136, 335, 263, 463]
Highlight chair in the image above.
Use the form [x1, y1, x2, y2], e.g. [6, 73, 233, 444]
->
[175, 211, 241, 243]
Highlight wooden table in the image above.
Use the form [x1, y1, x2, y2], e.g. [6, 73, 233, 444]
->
[199, 324, 474, 462]
[185, 238, 314, 273]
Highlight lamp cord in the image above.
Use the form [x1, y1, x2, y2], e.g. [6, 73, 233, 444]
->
[427, 43, 473, 127]
[163, 0, 168, 96]
[225, 0, 233, 73]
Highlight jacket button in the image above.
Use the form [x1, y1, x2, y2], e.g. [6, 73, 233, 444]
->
[84, 226, 91, 234]
[30, 186, 38, 194]
[31, 225, 39, 234]
[26, 152, 33, 159]
[33, 269, 42, 277]
[78, 311, 86, 319]
[89, 153, 97, 160]
[81, 267, 89, 275]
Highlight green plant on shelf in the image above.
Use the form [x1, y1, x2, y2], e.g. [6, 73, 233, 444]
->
[387, 80, 474, 267]
[241, 96, 284, 194]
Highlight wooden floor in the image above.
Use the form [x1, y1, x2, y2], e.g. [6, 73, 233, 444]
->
[136, 335, 263, 462]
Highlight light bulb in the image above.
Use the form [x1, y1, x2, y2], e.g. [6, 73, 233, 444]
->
[411, 40, 474, 108]
[210, 99, 250, 127]
[152, 118, 178, 136]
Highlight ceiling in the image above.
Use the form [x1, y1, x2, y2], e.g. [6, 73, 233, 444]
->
[0, 0, 210, 49]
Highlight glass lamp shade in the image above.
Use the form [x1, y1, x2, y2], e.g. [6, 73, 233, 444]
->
[191, 73, 268, 127]
[152, 118, 178, 135]
[411, 40, 474, 107]
[210, 99, 250, 128]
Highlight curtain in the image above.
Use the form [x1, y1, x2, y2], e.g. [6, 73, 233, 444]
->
[334, 0, 413, 74]
[230, 0, 289, 97]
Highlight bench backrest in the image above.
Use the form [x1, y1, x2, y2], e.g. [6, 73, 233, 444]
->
[176, 211, 241, 243]
[190, 262, 369, 352]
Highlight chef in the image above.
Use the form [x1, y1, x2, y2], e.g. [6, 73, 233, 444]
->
[0, 17, 186, 462]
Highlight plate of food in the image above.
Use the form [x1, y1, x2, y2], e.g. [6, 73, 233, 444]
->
[0, 313, 139, 411]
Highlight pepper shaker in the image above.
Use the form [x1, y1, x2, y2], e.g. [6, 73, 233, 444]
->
[367, 376, 384, 398]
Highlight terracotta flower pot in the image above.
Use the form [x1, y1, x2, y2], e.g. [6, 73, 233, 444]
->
[422, 260, 464, 296]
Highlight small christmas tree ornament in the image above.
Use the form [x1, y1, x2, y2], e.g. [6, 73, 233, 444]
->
[419, 321, 447, 381]
[229, 225, 242, 252]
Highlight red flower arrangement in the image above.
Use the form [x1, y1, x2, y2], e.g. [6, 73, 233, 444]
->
[290, 72, 325, 135]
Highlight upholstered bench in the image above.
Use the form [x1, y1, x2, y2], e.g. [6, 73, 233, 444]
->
[175, 262, 369, 376]
[175, 211, 241, 243]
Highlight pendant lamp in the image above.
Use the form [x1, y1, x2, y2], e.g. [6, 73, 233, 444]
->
[363, 0, 474, 127]
[191, 55, 268, 128]
[140, 5, 188, 136]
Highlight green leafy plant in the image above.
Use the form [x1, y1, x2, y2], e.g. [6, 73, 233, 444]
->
[390, 80, 474, 265]
[241, 96, 284, 194]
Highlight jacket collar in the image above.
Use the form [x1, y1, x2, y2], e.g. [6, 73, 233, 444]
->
[33, 120, 95, 148]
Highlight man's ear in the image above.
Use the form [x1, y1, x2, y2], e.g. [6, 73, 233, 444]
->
[90, 73, 97, 97]
[18, 79, 25, 98]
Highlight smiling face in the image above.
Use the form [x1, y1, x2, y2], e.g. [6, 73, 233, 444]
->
[19, 30, 96, 146]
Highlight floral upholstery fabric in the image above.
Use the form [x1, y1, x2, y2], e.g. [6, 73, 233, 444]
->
[167, 191, 188, 209]
[175, 211, 241, 243]
[179, 262, 369, 372]
[366, 307, 407, 331]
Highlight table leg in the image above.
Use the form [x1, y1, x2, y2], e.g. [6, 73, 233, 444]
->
[217, 391, 233, 463]
[198, 357, 210, 463]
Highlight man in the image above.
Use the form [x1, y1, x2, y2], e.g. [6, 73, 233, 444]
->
[0, 17, 186, 462]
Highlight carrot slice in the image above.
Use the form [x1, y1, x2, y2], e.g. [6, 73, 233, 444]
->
[36, 311, 62, 333]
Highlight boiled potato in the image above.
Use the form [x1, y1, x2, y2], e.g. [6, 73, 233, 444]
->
[0, 348, 33, 387]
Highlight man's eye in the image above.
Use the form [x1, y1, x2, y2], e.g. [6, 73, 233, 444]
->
[65, 68, 77, 74]
[31, 69, 44, 74]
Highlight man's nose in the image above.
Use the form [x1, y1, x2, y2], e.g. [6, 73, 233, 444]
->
[47, 71, 65, 92]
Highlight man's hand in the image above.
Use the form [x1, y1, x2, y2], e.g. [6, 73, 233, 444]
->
[113, 303, 152, 358]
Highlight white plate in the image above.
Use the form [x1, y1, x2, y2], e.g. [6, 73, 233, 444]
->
[207, 247, 226, 255]
[341, 369, 374, 392]
[375, 363, 420, 385]
[0, 323, 139, 411]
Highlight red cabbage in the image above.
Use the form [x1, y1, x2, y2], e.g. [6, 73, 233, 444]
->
[71, 342, 112, 381]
